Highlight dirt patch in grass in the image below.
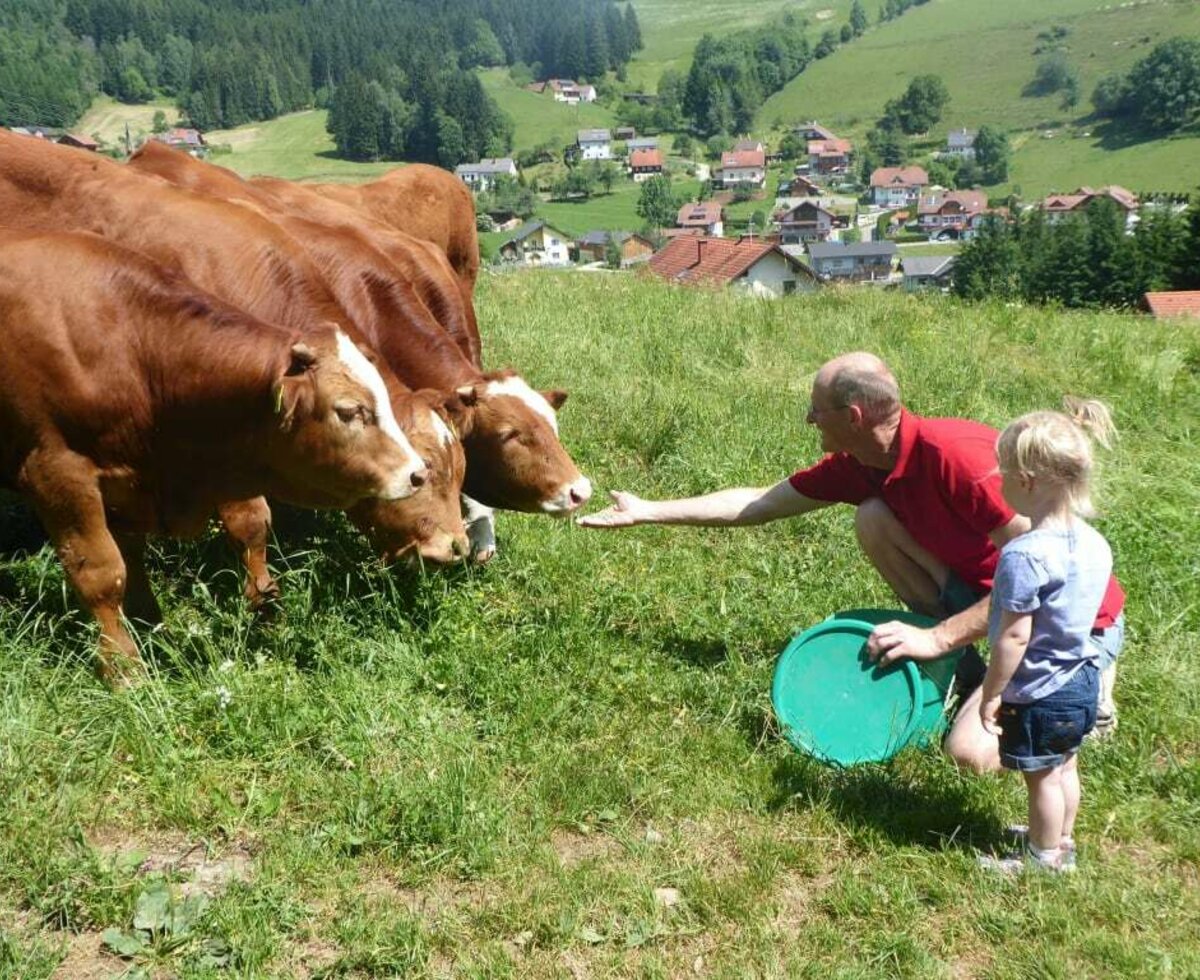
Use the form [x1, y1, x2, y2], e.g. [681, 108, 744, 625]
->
[551, 828, 626, 869]
[88, 827, 254, 896]
[49, 931, 128, 980]
[770, 869, 835, 930]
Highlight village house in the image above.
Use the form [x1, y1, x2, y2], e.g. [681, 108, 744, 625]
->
[917, 188, 988, 238]
[962, 207, 1011, 241]
[806, 137, 853, 176]
[626, 137, 659, 153]
[901, 255, 957, 292]
[778, 201, 838, 244]
[870, 166, 929, 207]
[807, 241, 898, 282]
[454, 157, 519, 192]
[648, 236, 819, 296]
[575, 230, 655, 266]
[787, 173, 823, 197]
[577, 129, 612, 161]
[532, 79, 597, 103]
[732, 139, 765, 153]
[497, 220, 572, 267]
[944, 129, 976, 160]
[152, 127, 207, 156]
[1040, 185, 1140, 229]
[676, 201, 724, 237]
[614, 126, 637, 141]
[717, 147, 766, 188]
[8, 125, 59, 140]
[1143, 291, 1200, 320]
[56, 132, 100, 151]
[629, 148, 664, 182]
[795, 121, 838, 142]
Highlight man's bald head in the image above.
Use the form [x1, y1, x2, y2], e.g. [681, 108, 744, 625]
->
[815, 352, 902, 424]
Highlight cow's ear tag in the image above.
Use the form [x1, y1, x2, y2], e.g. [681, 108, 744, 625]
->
[273, 382, 285, 415]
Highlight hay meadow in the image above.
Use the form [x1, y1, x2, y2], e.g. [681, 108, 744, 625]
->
[1, 274, 1198, 977]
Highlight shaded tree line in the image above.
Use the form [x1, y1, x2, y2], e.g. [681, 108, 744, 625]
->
[2, 0, 640, 142]
[1091, 38, 1200, 133]
[953, 199, 1200, 309]
[679, 0, 926, 137]
[682, 13, 812, 136]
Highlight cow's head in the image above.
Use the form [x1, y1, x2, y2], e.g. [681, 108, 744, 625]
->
[443, 370, 592, 515]
[268, 329, 429, 508]
[346, 389, 470, 565]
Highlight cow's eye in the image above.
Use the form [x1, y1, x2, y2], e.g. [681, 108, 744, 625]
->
[334, 400, 362, 425]
[501, 429, 521, 443]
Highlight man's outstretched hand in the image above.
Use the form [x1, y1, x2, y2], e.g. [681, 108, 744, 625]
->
[576, 490, 650, 528]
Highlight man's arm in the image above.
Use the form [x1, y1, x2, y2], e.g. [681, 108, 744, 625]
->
[576, 477, 832, 529]
[868, 514, 1031, 664]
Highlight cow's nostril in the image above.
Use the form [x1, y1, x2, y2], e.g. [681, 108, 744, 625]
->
[410, 467, 429, 488]
[569, 487, 585, 505]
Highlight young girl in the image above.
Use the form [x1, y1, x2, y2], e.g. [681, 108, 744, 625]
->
[979, 398, 1117, 873]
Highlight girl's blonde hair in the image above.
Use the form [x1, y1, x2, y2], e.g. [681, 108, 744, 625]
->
[996, 397, 1117, 517]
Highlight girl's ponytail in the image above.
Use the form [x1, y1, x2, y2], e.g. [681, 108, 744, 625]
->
[1063, 396, 1117, 449]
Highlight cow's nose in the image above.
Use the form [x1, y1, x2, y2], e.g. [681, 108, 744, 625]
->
[410, 467, 429, 489]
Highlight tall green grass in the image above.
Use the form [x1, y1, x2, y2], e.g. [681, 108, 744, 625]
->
[1, 277, 1197, 976]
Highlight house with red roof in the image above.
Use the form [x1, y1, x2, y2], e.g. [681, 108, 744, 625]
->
[1040, 186, 1140, 229]
[629, 148, 664, 182]
[648, 236, 818, 296]
[870, 165, 929, 207]
[807, 138, 852, 176]
[778, 201, 839, 244]
[917, 188, 988, 238]
[676, 201, 724, 237]
[1143, 291, 1200, 320]
[716, 147, 766, 188]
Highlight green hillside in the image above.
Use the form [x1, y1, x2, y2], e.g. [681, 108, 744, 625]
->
[756, 0, 1200, 195]
[478, 69, 615, 153]
[203, 109, 398, 182]
[2, 276, 1197, 976]
[624, 0, 843, 89]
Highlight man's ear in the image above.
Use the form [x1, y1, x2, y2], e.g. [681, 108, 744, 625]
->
[542, 389, 568, 410]
[846, 403, 864, 425]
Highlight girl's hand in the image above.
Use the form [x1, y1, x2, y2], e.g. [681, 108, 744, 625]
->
[980, 695, 1004, 736]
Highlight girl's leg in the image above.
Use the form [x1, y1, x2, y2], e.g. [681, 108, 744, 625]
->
[1060, 752, 1081, 843]
[1024, 765, 1066, 853]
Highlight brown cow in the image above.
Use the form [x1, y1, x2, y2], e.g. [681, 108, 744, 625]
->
[310, 165, 482, 353]
[0, 230, 422, 683]
[0, 129, 468, 589]
[127, 145, 592, 561]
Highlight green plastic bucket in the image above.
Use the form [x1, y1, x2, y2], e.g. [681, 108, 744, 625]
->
[771, 608, 963, 766]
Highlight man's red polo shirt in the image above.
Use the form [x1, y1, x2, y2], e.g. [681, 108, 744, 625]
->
[788, 410, 1124, 626]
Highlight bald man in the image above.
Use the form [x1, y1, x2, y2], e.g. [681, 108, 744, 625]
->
[579, 352, 1126, 770]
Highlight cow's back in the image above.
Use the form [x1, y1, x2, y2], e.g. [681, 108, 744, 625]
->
[313, 164, 481, 301]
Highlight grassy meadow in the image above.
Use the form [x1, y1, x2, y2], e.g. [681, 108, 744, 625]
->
[1, 274, 1198, 977]
[617, 0, 838, 90]
[756, 0, 1200, 196]
[477, 70, 616, 153]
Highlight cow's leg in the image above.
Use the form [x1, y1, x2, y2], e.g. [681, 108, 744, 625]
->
[114, 532, 163, 626]
[26, 453, 142, 685]
[217, 497, 280, 612]
[462, 495, 496, 563]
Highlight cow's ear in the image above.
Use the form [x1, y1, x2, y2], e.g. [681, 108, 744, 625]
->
[542, 389, 568, 410]
[454, 383, 480, 406]
[441, 391, 476, 437]
[287, 343, 318, 375]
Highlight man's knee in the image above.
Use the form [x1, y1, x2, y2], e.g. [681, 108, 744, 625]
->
[854, 497, 898, 548]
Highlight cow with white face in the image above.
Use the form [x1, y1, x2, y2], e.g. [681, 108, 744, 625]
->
[443, 371, 593, 559]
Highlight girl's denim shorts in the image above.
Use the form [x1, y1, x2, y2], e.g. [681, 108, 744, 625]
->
[998, 663, 1099, 772]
